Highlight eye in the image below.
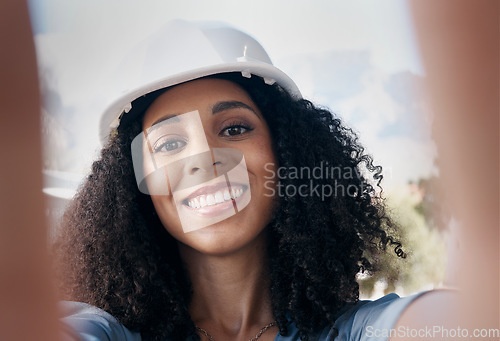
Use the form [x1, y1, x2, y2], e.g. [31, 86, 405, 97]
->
[220, 124, 253, 137]
[152, 136, 187, 154]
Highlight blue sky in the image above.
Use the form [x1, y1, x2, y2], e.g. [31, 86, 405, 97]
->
[30, 0, 436, 192]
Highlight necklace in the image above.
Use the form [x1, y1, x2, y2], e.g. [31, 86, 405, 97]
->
[196, 321, 277, 341]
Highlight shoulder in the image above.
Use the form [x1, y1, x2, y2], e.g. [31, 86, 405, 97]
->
[59, 301, 142, 341]
[331, 292, 429, 341]
[277, 292, 428, 341]
[60, 293, 432, 341]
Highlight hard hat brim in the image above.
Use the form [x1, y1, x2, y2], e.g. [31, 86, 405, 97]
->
[99, 61, 301, 143]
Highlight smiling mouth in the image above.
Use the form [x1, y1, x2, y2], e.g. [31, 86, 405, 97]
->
[182, 184, 248, 209]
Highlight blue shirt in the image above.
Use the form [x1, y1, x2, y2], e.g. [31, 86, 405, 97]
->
[60, 292, 426, 341]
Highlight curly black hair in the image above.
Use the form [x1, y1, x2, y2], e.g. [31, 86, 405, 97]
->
[53, 73, 405, 341]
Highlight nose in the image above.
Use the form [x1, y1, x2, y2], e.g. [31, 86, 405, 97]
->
[185, 134, 227, 176]
[165, 151, 216, 192]
[185, 152, 231, 177]
[167, 148, 245, 193]
[183, 150, 216, 175]
[188, 157, 221, 176]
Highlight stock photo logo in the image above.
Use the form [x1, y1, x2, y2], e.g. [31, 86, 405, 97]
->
[131, 110, 251, 233]
[263, 161, 370, 201]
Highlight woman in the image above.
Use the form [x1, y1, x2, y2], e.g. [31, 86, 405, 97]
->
[56, 20, 417, 341]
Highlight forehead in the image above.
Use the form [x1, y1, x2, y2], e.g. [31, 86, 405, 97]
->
[142, 78, 256, 129]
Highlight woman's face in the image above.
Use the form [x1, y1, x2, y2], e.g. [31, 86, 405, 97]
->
[141, 78, 276, 255]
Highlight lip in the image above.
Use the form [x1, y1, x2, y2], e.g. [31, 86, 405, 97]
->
[183, 181, 237, 201]
[180, 181, 249, 217]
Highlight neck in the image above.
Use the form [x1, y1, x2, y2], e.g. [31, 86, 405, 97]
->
[179, 231, 275, 339]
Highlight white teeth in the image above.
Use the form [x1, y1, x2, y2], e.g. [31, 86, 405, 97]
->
[186, 187, 245, 208]
[231, 188, 243, 199]
[199, 196, 207, 207]
[215, 191, 224, 204]
[206, 194, 215, 205]
[223, 189, 231, 201]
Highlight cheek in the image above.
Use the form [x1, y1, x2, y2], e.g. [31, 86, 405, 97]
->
[150, 195, 183, 235]
[247, 133, 276, 166]
[245, 135, 278, 197]
[255, 136, 276, 177]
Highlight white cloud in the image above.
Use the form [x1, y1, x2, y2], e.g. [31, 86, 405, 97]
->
[337, 68, 402, 126]
[278, 49, 436, 190]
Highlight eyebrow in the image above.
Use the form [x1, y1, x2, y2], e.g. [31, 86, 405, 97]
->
[147, 100, 260, 133]
[147, 114, 181, 134]
[212, 101, 261, 119]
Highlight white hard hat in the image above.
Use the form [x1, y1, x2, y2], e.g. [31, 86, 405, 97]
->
[99, 19, 301, 143]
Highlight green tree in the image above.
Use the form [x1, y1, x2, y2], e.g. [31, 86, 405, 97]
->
[358, 181, 447, 297]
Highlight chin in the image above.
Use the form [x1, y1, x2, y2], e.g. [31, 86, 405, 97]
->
[181, 219, 268, 256]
